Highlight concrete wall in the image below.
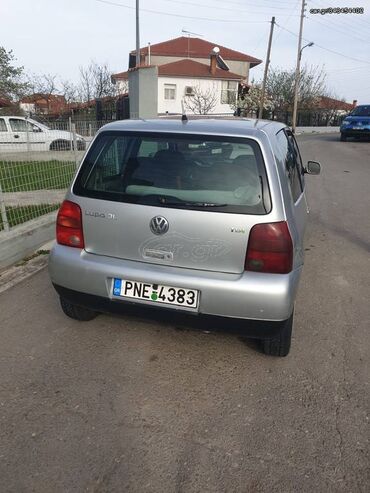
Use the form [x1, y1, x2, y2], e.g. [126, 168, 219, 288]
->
[158, 76, 236, 114]
[128, 66, 158, 119]
[0, 212, 56, 270]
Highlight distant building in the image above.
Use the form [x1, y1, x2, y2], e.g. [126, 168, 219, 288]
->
[112, 36, 262, 115]
[19, 94, 67, 115]
[299, 96, 357, 126]
[0, 97, 12, 109]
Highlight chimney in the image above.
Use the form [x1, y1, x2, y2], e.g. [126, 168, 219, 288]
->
[209, 46, 220, 76]
[210, 54, 217, 76]
[352, 99, 357, 107]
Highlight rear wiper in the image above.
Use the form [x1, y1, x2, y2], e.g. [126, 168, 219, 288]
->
[158, 197, 227, 207]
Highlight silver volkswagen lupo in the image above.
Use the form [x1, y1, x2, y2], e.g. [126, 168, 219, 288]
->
[49, 118, 320, 356]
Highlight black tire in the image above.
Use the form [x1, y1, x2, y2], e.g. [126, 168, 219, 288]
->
[77, 140, 86, 151]
[60, 296, 98, 321]
[262, 312, 293, 357]
[50, 140, 71, 151]
[340, 133, 347, 142]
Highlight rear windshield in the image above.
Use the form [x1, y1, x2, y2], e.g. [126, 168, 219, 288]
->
[73, 131, 271, 214]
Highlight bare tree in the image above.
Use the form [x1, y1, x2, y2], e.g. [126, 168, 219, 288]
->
[28, 73, 59, 112]
[78, 61, 117, 102]
[78, 64, 94, 102]
[183, 85, 218, 115]
[298, 65, 327, 108]
[60, 79, 79, 104]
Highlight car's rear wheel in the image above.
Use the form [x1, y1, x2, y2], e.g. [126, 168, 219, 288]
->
[340, 133, 347, 142]
[60, 296, 98, 321]
[50, 139, 71, 151]
[262, 312, 293, 357]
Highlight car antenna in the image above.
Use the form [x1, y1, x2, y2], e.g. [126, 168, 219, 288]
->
[181, 99, 188, 122]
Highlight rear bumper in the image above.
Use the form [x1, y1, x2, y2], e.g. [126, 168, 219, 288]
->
[53, 283, 291, 339]
[49, 244, 302, 323]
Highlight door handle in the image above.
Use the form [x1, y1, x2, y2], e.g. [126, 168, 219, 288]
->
[14, 134, 20, 138]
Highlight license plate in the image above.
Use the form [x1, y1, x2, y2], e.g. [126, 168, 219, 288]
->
[112, 278, 199, 309]
[353, 127, 363, 130]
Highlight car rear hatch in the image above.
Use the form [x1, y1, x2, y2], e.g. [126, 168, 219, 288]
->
[72, 130, 271, 275]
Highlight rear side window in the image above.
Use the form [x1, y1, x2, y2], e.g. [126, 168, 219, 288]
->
[275, 129, 303, 202]
[9, 118, 33, 132]
[74, 132, 271, 214]
[0, 119, 7, 132]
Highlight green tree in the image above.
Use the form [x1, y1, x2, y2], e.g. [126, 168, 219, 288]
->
[266, 65, 327, 121]
[0, 47, 28, 101]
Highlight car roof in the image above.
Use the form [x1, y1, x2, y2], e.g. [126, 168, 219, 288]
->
[101, 117, 287, 139]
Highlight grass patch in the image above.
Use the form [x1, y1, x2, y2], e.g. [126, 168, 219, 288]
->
[0, 160, 76, 192]
[0, 204, 59, 231]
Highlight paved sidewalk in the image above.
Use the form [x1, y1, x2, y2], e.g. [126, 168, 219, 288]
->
[3, 189, 66, 207]
[296, 126, 340, 134]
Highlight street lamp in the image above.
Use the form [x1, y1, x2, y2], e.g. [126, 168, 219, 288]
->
[292, 41, 314, 132]
[300, 42, 314, 60]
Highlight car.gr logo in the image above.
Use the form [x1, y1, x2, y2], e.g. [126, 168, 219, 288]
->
[139, 232, 231, 263]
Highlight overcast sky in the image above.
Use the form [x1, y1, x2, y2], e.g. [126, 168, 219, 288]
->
[2, 0, 370, 103]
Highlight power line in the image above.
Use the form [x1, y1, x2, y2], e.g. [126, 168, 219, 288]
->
[275, 22, 370, 65]
[307, 16, 370, 44]
[95, 0, 269, 23]
[252, 23, 272, 53]
[210, 0, 295, 7]
[274, 0, 301, 42]
[158, 0, 299, 14]
[326, 65, 370, 73]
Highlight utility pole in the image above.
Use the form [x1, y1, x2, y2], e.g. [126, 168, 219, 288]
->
[136, 0, 140, 67]
[259, 16, 275, 119]
[292, 0, 306, 133]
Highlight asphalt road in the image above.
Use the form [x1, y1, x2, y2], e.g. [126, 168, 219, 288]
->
[0, 133, 369, 493]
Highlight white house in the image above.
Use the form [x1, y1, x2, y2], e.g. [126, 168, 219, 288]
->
[112, 36, 262, 115]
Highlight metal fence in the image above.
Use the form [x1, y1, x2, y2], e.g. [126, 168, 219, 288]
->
[0, 118, 111, 233]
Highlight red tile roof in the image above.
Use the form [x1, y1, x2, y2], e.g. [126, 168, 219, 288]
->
[20, 94, 66, 104]
[316, 96, 355, 111]
[132, 36, 262, 66]
[113, 59, 244, 81]
[0, 97, 12, 107]
[159, 59, 244, 79]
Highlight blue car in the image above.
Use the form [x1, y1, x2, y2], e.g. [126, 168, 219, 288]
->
[340, 104, 370, 141]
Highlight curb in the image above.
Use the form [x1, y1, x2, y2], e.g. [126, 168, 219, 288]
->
[0, 212, 57, 271]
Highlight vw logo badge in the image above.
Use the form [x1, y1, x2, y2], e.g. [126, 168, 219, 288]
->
[150, 216, 169, 235]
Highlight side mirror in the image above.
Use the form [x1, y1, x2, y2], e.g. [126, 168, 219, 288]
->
[305, 160, 321, 175]
[32, 126, 42, 133]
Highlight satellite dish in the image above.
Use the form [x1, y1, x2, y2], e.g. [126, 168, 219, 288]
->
[212, 46, 220, 54]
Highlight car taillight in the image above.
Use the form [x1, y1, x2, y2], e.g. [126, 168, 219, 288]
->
[245, 221, 293, 274]
[56, 200, 84, 248]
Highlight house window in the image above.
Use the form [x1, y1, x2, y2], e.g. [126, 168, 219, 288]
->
[221, 80, 238, 104]
[164, 84, 176, 100]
